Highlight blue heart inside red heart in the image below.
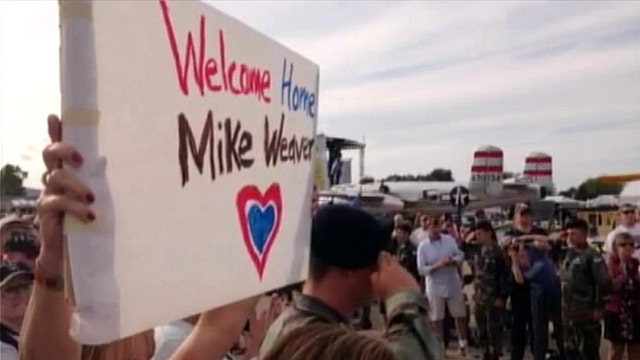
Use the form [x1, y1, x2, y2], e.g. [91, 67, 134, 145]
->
[247, 204, 276, 255]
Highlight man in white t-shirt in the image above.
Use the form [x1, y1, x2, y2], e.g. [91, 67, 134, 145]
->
[410, 214, 430, 247]
[417, 216, 468, 355]
[604, 203, 640, 259]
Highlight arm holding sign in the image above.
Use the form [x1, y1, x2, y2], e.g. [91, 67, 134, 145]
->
[169, 297, 259, 360]
[21, 115, 259, 360]
[172, 294, 281, 360]
[21, 115, 89, 360]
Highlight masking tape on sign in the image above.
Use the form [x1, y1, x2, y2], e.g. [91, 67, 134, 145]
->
[59, 1, 92, 20]
[62, 108, 100, 127]
[64, 214, 104, 233]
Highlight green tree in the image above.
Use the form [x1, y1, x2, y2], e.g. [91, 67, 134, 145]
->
[546, 184, 557, 196]
[359, 176, 374, 184]
[427, 168, 454, 181]
[574, 178, 624, 200]
[0, 164, 28, 196]
[384, 169, 454, 182]
[559, 187, 578, 199]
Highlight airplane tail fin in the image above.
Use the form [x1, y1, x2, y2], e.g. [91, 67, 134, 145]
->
[469, 145, 504, 195]
[522, 152, 553, 197]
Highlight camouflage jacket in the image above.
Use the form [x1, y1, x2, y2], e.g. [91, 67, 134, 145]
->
[472, 243, 510, 305]
[259, 291, 443, 360]
[395, 242, 420, 281]
[561, 247, 612, 321]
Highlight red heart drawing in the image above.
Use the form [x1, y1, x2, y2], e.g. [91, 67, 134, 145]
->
[236, 183, 283, 280]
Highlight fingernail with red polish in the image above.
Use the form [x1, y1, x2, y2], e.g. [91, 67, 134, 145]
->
[72, 152, 83, 164]
[86, 193, 95, 204]
[87, 211, 96, 221]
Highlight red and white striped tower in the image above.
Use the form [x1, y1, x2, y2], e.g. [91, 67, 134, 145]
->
[523, 152, 553, 187]
[469, 145, 504, 195]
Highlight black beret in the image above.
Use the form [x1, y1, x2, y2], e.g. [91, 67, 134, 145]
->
[311, 205, 386, 269]
[564, 218, 588, 232]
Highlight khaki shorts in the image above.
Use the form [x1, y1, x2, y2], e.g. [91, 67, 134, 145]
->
[427, 291, 467, 321]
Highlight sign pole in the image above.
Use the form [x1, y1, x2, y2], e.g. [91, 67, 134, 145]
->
[449, 185, 469, 231]
[455, 202, 463, 230]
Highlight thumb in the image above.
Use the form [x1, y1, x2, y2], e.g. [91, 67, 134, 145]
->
[48, 114, 62, 142]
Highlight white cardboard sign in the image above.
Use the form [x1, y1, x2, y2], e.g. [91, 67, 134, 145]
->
[59, 0, 317, 344]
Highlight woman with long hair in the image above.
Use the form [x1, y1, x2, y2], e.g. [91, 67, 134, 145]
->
[604, 232, 640, 360]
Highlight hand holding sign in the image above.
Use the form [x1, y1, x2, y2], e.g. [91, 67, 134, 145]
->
[38, 115, 94, 278]
[24, 114, 280, 360]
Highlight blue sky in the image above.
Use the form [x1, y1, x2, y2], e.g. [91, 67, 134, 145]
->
[1, 1, 639, 190]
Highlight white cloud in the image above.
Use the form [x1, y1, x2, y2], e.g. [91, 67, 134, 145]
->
[0, 1, 60, 188]
[1, 0, 639, 191]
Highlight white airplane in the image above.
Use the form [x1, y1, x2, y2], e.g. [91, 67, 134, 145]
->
[314, 136, 551, 215]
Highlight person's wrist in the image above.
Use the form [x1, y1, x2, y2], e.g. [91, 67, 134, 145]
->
[36, 251, 64, 277]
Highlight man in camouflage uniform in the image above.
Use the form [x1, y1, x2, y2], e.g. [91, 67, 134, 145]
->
[471, 220, 510, 360]
[392, 221, 420, 281]
[561, 218, 612, 360]
[259, 205, 442, 360]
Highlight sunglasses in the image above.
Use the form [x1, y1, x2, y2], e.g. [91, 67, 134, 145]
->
[1, 283, 32, 296]
[621, 210, 636, 215]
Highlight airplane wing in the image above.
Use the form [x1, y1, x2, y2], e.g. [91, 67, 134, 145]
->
[597, 173, 640, 184]
[365, 145, 546, 213]
[320, 183, 539, 215]
[317, 190, 404, 214]
[404, 185, 539, 213]
[316, 145, 549, 215]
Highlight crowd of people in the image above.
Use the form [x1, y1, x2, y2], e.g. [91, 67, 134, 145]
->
[0, 114, 639, 360]
[384, 203, 640, 360]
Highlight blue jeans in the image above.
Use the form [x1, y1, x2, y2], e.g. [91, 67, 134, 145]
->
[530, 283, 564, 360]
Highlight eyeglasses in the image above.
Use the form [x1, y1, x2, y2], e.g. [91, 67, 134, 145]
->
[1, 283, 33, 297]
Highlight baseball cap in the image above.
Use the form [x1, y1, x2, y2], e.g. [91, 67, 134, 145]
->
[620, 203, 637, 212]
[0, 262, 34, 289]
[0, 214, 30, 233]
[515, 203, 532, 215]
[311, 205, 387, 270]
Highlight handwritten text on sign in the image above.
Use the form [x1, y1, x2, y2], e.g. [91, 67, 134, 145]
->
[158, 0, 316, 279]
[160, 1, 317, 120]
[60, 0, 318, 343]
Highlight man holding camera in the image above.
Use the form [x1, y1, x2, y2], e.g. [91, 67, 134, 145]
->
[503, 204, 551, 360]
[508, 224, 564, 359]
